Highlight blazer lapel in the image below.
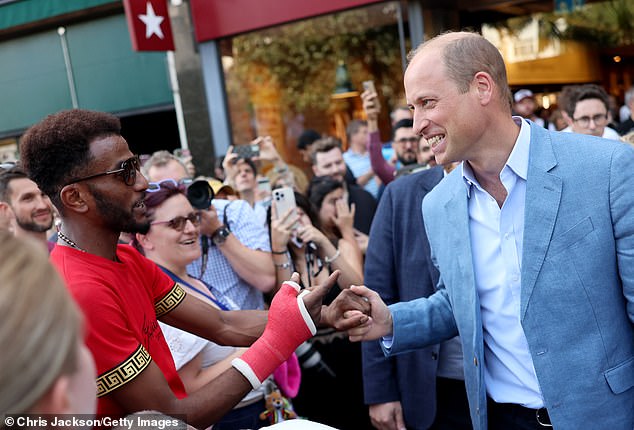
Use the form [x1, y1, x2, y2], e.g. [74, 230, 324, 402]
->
[442, 176, 479, 321]
[520, 124, 562, 319]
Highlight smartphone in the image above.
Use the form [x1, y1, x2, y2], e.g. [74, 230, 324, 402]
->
[272, 186, 296, 219]
[362, 80, 376, 94]
[233, 144, 260, 160]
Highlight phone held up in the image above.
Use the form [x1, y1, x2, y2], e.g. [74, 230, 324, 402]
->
[272, 186, 296, 219]
[362, 80, 376, 94]
[233, 143, 260, 161]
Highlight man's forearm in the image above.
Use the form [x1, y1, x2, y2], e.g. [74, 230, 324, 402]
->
[217, 236, 276, 292]
[160, 294, 267, 346]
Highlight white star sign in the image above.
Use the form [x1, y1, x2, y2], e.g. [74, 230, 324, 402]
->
[138, 2, 165, 39]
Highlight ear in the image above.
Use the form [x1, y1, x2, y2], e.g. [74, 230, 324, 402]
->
[472, 71, 494, 106]
[561, 110, 574, 127]
[311, 164, 319, 176]
[59, 185, 89, 214]
[135, 232, 154, 252]
[30, 376, 71, 414]
[0, 202, 15, 233]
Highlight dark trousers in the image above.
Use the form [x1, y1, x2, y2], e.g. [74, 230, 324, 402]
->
[487, 397, 551, 430]
[429, 377, 473, 430]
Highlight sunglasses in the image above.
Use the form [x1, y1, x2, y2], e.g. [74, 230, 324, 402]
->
[147, 178, 189, 193]
[151, 212, 201, 231]
[65, 155, 141, 186]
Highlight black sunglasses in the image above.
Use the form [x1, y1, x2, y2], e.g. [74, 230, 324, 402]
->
[151, 212, 201, 231]
[65, 155, 141, 186]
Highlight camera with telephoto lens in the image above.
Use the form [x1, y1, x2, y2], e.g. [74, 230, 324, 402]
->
[185, 179, 214, 210]
[295, 341, 335, 377]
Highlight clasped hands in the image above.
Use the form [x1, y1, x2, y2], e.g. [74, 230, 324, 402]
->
[298, 270, 393, 341]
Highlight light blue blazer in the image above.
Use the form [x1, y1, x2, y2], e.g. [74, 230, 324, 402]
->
[386, 121, 634, 429]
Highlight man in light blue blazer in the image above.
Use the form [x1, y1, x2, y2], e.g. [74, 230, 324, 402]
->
[344, 32, 634, 429]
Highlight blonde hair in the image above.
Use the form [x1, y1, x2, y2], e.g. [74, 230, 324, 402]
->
[620, 131, 634, 147]
[0, 232, 81, 416]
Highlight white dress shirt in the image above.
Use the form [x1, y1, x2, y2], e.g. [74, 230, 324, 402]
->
[462, 117, 544, 408]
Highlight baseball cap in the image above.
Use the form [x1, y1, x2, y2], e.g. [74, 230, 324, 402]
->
[514, 89, 534, 103]
[208, 178, 236, 197]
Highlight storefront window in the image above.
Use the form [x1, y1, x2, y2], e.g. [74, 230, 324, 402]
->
[219, 1, 407, 169]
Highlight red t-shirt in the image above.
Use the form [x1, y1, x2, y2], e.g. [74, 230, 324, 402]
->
[50, 244, 188, 417]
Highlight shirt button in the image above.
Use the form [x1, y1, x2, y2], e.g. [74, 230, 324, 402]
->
[504, 233, 511, 240]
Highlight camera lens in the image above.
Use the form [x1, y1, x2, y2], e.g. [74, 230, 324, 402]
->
[186, 180, 214, 210]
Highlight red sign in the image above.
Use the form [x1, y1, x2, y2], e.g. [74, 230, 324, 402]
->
[123, 0, 175, 51]
[190, 0, 383, 42]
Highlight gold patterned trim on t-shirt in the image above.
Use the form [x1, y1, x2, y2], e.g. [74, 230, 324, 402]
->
[96, 344, 151, 397]
[154, 283, 186, 318]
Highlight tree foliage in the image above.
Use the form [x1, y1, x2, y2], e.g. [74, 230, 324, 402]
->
[230, 5, 405, 113]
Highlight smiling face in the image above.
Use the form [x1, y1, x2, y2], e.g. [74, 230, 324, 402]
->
[8, 177, 54, 233]
[405, 46, 484, 166]
[144, 194, 201, 268]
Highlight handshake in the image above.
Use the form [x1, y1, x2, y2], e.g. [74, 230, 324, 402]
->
[233, 271, 392, 388]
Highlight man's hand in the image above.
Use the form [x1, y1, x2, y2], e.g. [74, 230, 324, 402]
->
[321, 284, 371, 330]
[340, 285, 393, 342]
[222, 146, 239, 183]
[198, 204, 223, 236]
[255, 136, 281, 164]
[361, 89, 381, 122]
[369, 402, 406, 430]
[299, 270, 340, 326]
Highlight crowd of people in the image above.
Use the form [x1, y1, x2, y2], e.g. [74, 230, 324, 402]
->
[1, 30, 634, 430]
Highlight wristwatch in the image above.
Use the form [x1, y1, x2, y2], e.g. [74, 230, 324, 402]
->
[211, 225, 231, 245]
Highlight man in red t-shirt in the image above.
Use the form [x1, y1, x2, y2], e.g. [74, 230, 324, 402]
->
[20, 109, 369, 428]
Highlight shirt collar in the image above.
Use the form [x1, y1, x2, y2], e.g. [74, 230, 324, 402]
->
[462, 116, 531, 197]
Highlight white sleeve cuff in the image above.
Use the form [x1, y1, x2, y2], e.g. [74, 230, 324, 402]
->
[381, 335, 394, 350]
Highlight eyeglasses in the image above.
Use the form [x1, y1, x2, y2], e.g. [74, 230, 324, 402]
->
[65, 155, 140, 186]
[151, 212, 200, 231]
[395, 137, 420, 144]
[573, 113, 608, 128]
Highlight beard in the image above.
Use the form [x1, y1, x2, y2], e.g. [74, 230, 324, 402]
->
[15, 214, 53, 233]
[397, 151, 418, 166]
[90, 186, 150, 235]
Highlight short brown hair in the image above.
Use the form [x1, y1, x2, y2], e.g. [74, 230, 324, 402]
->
[309, 137, 342, 166]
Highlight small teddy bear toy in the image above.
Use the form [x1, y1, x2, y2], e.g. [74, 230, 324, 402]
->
[259, 388, 298, 424]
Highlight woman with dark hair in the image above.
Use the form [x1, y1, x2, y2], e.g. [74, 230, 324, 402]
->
[269, 190, 362, 291]
[132, 180, 270, 430]
[306, 176, 363, 275]
[266, 177, 369, 429]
